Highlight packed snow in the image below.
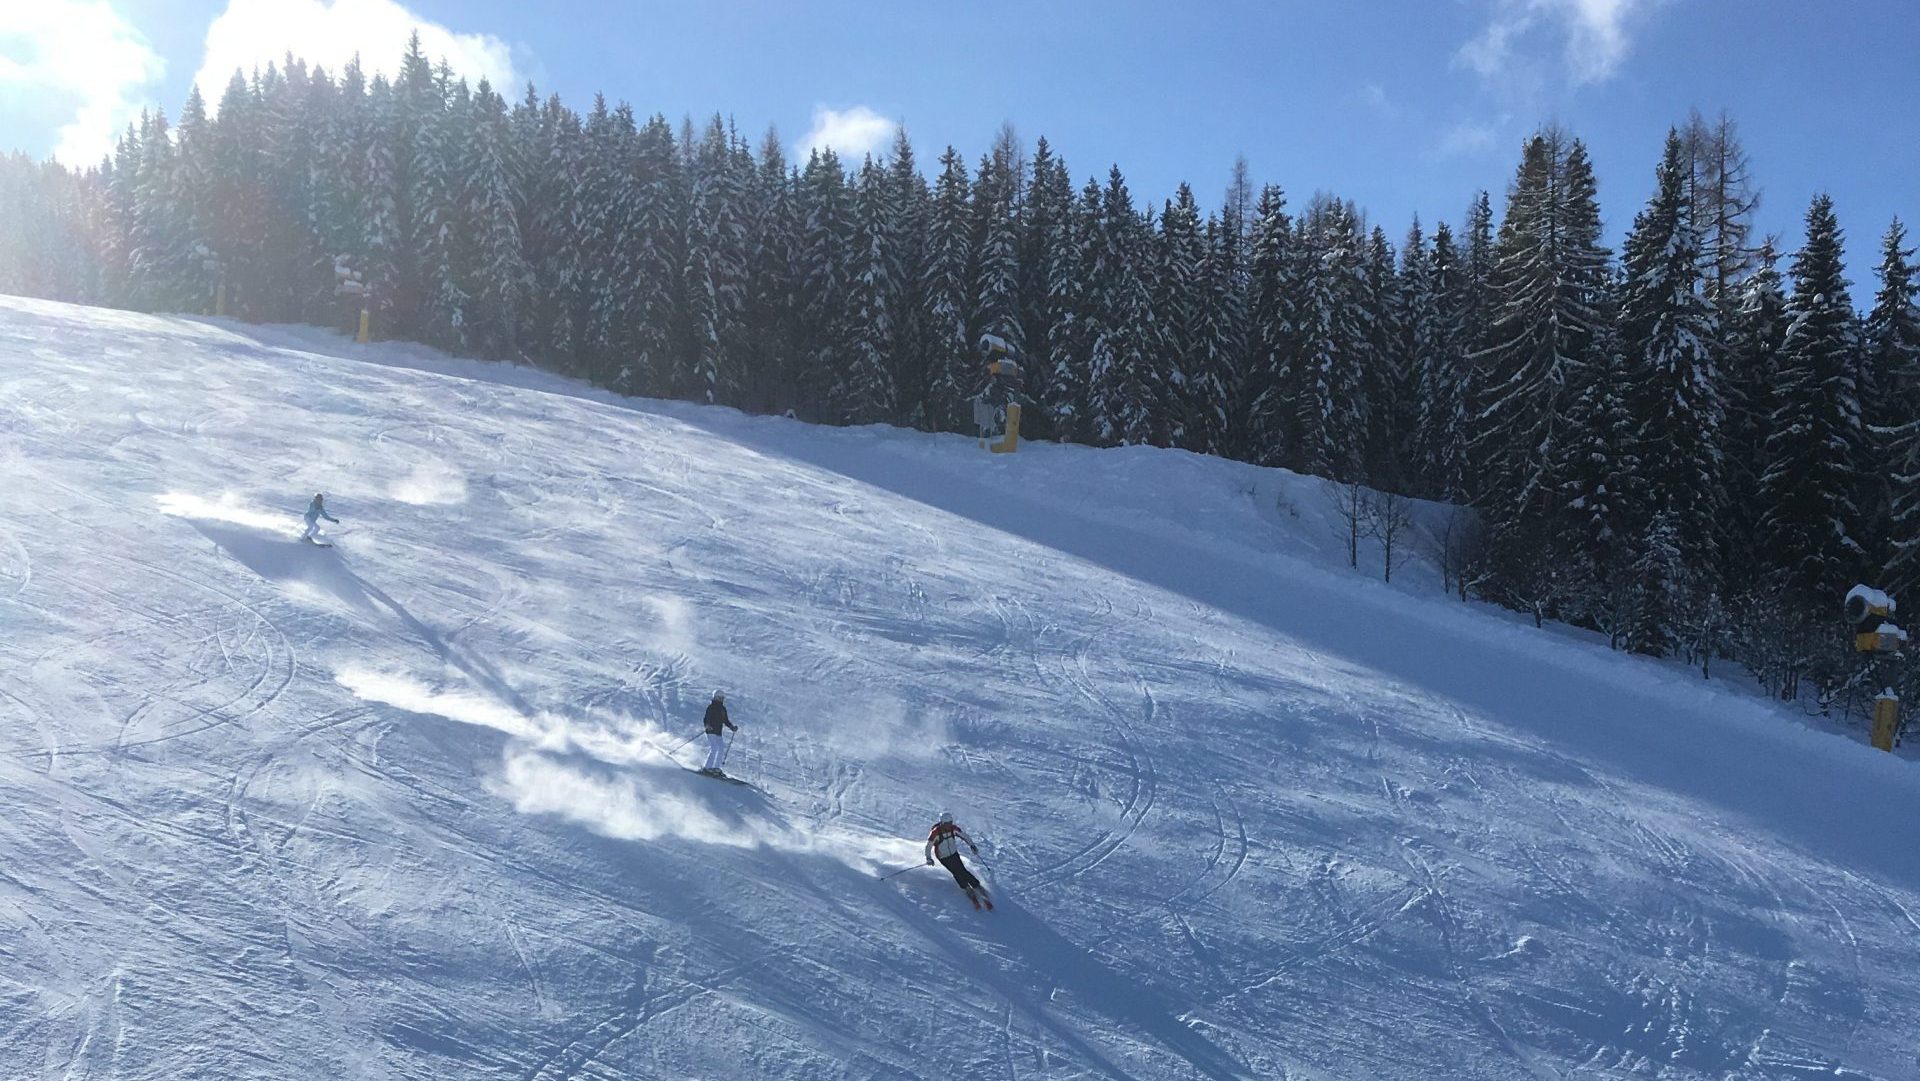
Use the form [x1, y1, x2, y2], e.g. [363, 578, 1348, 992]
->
[2, 295, 1918, 1080]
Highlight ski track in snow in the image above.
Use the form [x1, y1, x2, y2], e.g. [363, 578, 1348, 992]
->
[2, 296, 1919, 1080]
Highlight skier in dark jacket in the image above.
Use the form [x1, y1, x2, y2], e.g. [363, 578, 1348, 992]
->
[700, 691, 737, 775]
[926, 811, 991, 909]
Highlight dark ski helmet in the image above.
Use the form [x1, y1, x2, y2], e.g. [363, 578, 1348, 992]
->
[939, 810, 954, 824]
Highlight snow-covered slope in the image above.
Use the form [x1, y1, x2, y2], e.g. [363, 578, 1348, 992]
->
[3, 295, 1918, 1081]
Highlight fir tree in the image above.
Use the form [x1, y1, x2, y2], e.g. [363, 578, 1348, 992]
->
[969, 142, 1022, 368]
[1757, 195, 1867, 608]
[683, 117, 751, 404]
[920, 148, 973, 432]
[1291, 203, 1368, 481]
[456, 79, 531, 358]
[1472, 130, 1609, 595]
[1083, 166, 1166, 447]
[1618, 129, 1723, 586]
[1420, 221, 1471, 500]
[1020, 138, 1075, 437]
[1721, 243, 1788, 579]
[1868, 220, 1920, 591]
[1360, 225, 1405, 486]
[1240, 184, 1296, 464]
[742, 129, 798, 414]
[838, 157, 898, 424]
[885, 128, 930, 425]
[795, 147, 853, 418]
[1154, 183, 1209, 450]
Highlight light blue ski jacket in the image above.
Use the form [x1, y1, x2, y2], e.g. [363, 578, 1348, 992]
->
[305, 497, 339, 526]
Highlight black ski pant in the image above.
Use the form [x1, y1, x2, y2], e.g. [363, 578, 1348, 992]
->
[938, 853, 982, 892]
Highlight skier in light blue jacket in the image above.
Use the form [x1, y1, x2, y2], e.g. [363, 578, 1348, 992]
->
[303, 493, 338, 544]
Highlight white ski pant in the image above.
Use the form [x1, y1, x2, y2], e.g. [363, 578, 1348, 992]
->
[302, 517, 321, 541]
[703, 732, 729, 771]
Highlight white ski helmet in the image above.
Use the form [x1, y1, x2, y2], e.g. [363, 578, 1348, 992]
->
[938, 810, 954, 824]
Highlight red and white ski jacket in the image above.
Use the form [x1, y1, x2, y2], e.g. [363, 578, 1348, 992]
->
[926, 822, 975, 861]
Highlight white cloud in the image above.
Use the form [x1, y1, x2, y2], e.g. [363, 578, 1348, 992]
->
[1359, 82, 1399, 120]
[0, 1, 165, 164]
[796, 105, 897, 162]
[1456, 0, 1656, 88]
[192, 0, 519, 108]
[1437, 121, 1502, 161]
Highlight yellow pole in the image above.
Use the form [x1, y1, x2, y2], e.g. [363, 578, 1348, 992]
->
[356, 308, 371, 344]
[1871, 693, 1900, 752]
[991, 404, 1022, 454]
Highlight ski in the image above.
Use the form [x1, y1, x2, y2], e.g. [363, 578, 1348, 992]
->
[687, 768, 753, 788]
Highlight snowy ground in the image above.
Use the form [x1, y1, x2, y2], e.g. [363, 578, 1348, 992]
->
[2, 294, 1918, 1081]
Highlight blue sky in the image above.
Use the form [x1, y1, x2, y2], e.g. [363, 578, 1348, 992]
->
[4, 1, 1915, 297]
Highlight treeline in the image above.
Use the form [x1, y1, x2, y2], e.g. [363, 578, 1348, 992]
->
[2, 36, 1918, 722]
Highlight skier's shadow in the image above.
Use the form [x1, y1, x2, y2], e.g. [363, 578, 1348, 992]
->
[187, 519, 533, 713]
[881, 881, 1248, 1080]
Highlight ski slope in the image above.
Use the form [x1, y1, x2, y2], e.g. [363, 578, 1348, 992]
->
[2, 294, 1918, 1081]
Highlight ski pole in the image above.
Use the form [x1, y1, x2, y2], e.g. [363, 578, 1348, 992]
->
[877, 862, 926, 880]
[658, 731, 699, 761]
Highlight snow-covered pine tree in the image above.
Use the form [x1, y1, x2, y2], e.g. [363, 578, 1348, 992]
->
[1618, 129, 1724, 600]
[1019, 137, 1075, 438]
[1206, 163, 1255, 458]
[1454, 191, 1497, 489]
[356, 72, 402, 335]
[1757, 195, 1867, 609]
[456, 79, 532, 359]
[682, 117, 751, 404]
[1626, 510, 1688, 655]
[1420, 220, 1471, 500]
[1289, 199, 1367, 481]
[1042, 176, 1102, 442]
[969, 140, 1023, 381]
[256, 56, 330, 322]
[1557, 317, 1641, 641]
[836, 156, 898, 424]
[389, 43, 464, 347]
[171, 86, 226, 315]
[919, 148, 973, 432]
[520, 94, 587, 373]
[1361, 225, 1405, 487]
[622, 113, 683, 397]
[885, 128, 930, 425]
[794, 147, 853, 419]
[742, 129, 799, 414]
[125, 108, 186, 313]
[1154, 183, 1209, 450]
[578, 98, 641, 388]
[1400, 218, 1441, 495]
[1239, 184, 1296, 465]
[1082, 166, 1167, 447]
[1471, 130, 1609, 597]
[1720, 243, 1787, 583]
[1867, 220, 1920, 592]
[1191, 211, 1245, 458]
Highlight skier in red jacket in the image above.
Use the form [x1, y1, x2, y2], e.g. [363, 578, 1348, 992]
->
[925, 812, 992, 910]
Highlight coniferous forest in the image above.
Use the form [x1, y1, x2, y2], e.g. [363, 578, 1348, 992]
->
[3, 38, 1918, 727]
